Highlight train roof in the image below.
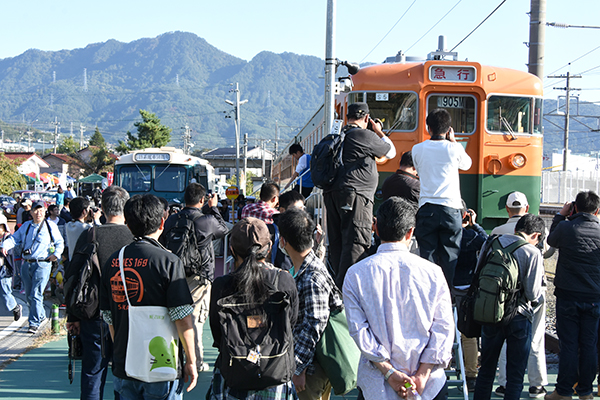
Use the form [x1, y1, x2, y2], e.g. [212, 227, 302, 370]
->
[115, 147, 212, 167]
[350, 60, 543, 97]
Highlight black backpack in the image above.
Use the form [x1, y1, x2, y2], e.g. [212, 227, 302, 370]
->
[162, 212, 204, 277]
[310, 127, 348, 190]
[64, 226, 101, 320]
[216, 269, 295, 390]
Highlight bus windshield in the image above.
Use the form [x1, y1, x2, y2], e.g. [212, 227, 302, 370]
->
[154, 165, 187, 192]
[119, 165, 151, 192]
[487, 96, 542, 135]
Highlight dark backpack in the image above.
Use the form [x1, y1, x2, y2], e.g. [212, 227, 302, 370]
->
[216, 269, 294, 390]
[64, 226, 101, 320]
[310, 128, 347, 190]
[162, 212, 204, 278]
[472, 235, 528, 326]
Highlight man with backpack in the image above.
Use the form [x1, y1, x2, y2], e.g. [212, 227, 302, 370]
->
[65, 185, 133, 400]
[278, 207, 343, 400]
[546, 191, 600, 400]
[473, 214, 545, 400]
[321, 102, 395, 288]
[161, 183, 228, 373]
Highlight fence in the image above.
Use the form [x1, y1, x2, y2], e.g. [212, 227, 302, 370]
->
[541, 170, 600, 204]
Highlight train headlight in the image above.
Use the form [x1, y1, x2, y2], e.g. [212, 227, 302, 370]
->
[509, 153, 527, 169]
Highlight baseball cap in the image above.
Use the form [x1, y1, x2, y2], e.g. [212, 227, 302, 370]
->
[21, 199, 32, 207]
[347, 102, 369, 118]
[230, 217, 272, 259]
[32, 201, 45, 209]
[506, 192, 528, 208]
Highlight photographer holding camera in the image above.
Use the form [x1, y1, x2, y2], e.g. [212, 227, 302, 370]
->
[65, 197, 102, 261]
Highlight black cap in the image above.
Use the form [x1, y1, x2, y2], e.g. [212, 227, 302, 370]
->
[32, 201, 45, 209]
[347, 102, 369, 119]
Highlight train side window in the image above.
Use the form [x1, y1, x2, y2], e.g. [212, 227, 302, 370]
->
[426, 95, 476, 135]
[348, 91, 418, 131]
[487, 95, 538, 135]
[118, 165, 151, 192]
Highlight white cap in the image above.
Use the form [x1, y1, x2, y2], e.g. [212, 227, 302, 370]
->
[506, 191, 528, 208]
[0, 214, 9, 232]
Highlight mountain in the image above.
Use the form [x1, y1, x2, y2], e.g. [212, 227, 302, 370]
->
[0, 32, 325, 150]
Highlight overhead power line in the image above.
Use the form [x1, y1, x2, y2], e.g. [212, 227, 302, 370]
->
[450, 0, 507, 52]
[360, 0, 418, 63]
[405, 0, 462, 53]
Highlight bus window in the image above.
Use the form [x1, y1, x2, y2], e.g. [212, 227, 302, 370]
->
[427, 94, 476, 134]
[487, 96, 536, 135]
[349, 92, 418, 131]
[154, 165, 187, 192]
[119, 166, 151, 192]
[534, 98, 543, 135]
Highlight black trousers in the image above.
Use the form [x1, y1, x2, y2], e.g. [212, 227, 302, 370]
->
[324, 189, 373, 288]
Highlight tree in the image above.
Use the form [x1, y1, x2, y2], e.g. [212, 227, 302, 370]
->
[57, 135, 79, 155]
[116, 109, 172, 153]
[226, 170, 256, 196]
[89, 147, 115, 174]
[89, 127, 106, 148]
[0, 154, 26, 194]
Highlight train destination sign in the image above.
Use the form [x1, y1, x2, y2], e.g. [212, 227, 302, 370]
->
[429, 66, 476, 83]
[134, 153, 171, 162]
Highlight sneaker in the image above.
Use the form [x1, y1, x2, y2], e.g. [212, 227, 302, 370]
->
[466, 377, 476, 393]
[12, 304, 22, 321]
[544, 390, 572, 400]
[530, 387, 548, 398]
[27, 325, 38, 334]
[495, 386, 506, 397]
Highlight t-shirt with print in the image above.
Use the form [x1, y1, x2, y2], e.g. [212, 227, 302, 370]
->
[99, 237, 193, 380]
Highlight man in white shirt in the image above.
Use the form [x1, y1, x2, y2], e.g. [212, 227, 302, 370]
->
[412, 108, 472, 288]
[344, 197, 454, 400]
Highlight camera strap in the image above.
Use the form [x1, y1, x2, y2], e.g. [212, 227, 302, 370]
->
[22, 220, 55, 256]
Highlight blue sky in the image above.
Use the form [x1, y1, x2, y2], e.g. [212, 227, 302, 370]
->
[1, 0, 599, 102]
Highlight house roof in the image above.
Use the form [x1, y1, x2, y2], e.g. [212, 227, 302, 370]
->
[43, 153, 79, 164]
[203, 146, 272, 159]
[3, 152, 50, 167]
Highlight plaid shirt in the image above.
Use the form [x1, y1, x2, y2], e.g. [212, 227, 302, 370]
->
[293, 251, 342, 375]
[241, 201, 278, 224]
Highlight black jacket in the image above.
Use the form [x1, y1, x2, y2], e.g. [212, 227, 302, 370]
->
[548, 212, 600, 302]
[161, 205, 228, 282]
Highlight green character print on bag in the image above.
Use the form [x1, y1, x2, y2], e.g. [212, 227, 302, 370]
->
[149, 336, 177, 371]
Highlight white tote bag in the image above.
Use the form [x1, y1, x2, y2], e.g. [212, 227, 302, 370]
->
[118, 245, 179, 383]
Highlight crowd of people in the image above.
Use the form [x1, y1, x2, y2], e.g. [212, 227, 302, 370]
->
[0, 104, 599, 400]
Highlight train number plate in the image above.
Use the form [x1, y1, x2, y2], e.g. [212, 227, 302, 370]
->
[437, 96, 465, 108]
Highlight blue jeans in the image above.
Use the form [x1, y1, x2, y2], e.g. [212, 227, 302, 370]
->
[113, 377, 181, 400]
[21, 261, 51, 327]
[474, 314, 531, 400]
[0, 276, 17, 311]
[555, 298, 600, 396]
[80, 318, 119, 400]
[415, 203, 462, 287]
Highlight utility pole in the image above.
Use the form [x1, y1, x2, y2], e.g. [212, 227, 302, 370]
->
[548, 71, 582, 171]
[79, 124, 86, 150]
[274, 120, 279, 158]
[1, 130, 4, 150]
[324, 0, 336, 136]
[182, 125, 192, 154]
[26, 129, 33, 152]
[528, 0, 546, 79]
[225, 83, 248, 192]
[243, 133, 248, 195]
[53, 117, 59, 153]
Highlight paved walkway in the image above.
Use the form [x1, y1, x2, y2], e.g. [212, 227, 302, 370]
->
[0, 307, 561, 400]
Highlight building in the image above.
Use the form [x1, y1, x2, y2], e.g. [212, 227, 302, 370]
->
[2, 152, 50, 177]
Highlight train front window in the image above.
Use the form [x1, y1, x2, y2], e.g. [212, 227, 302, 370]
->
[487, 96, 539, 135]
[427, 94, 476, 134]
[154, 165, 186, 192]
[348, 92, 417, 131]
[118, 166, 151, 192]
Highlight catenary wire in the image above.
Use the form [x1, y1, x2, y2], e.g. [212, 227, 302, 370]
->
[405, 0, 462, 54]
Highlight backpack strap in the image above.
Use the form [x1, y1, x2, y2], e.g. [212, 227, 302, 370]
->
[271, 224, 280, 265]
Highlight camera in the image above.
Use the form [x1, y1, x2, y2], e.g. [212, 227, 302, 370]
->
[68, 333, 82, 360]
[22, 249, 32, 256]
[90, 206, 99, 213]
